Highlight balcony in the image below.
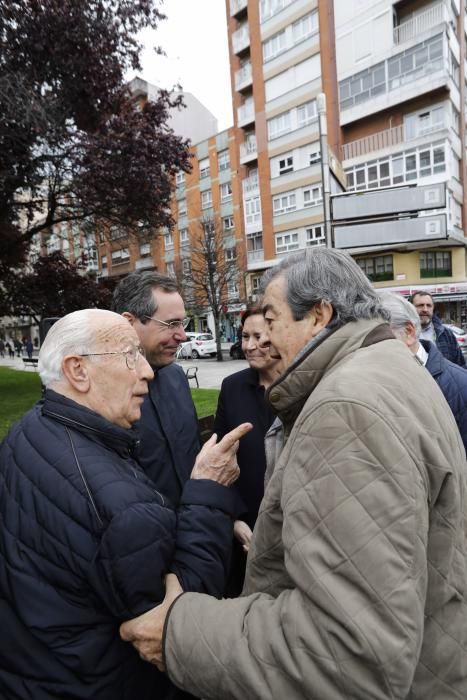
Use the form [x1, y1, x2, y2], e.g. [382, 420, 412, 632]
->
[341, 118, 447, 162]
[393, 2, 447, 46]
[240, 135, 257, 163]
[230, 0, 247, 17]
[232, 24, 250, 54]
[237, 100, 255, 127]
[235, 61, 253, 91]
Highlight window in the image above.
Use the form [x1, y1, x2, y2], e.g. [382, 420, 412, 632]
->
[182, 259, 191, 275]
[252, 275, 262, 292]
[273, 191, 296, 215]
[356, 255, 393, 282]
[420, 251, 452, 278]
[306, 226, 325, 247]
[199, 157, 210, 179]
[247, 232, 263, 251]
[179, 228, 189, 245]
[309, 147, 320, 165]
[404, 104, 444, 140]
[276, 232, 299, 254]
[175, 171, 185, 186]
[220, 182, 233, 201]
[245, 197, 261, 225]
[262, 29, 286, 61]
[101, 254, 107, 268]
[267, 111, 292, 139]
[178, 198, 187, 216]
[201, 190, 213, 209]
[297, 100, 317, 127]
[164, 232, 173, 249]
[303, 185, 322, 207]
[345, 143, 446, 191]
[223, 216, 234, 231]
[278, 155, 294, 174]
[225, 247, 237, 262]
[292, 11, 318, 44]
[139, 243, 151, 257]
[260, 0, 293, 23]
[166, 262, 175, 277]
[218, 150, 230, 171]
[111, 248, 130, 264]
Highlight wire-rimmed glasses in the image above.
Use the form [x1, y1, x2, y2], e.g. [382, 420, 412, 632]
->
[142, 316, 190, 331]
[80, 346, 146, 370]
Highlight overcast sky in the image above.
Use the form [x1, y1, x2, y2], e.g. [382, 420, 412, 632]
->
[134, 0, 234, 131]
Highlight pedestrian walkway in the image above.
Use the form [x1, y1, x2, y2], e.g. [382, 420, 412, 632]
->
[0, 351, 247, 389]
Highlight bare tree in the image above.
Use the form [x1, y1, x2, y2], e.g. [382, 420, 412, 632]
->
[182, 217, 245, 361]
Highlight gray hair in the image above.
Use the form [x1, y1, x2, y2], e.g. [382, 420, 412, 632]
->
[378, 291, 421, 338]
[260, 248, 390, 328]
[111, 271, 179, 321]
[38, 309, 123, 387]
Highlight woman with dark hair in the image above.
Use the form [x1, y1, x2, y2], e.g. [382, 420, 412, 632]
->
[214, 307, 281, 596]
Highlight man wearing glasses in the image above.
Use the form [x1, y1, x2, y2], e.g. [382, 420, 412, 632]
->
[112, 272, 201, 506]
[0, 308, 250, 700]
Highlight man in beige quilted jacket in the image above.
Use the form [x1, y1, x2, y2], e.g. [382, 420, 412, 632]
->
[121, 248, 467, 700]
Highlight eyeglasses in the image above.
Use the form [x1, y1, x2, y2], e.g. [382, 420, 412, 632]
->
[81, 346, 146, 370]
[142, 316, 190, 331]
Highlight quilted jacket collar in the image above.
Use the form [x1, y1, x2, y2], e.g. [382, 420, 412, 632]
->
[267, 318, 393, 428]
[41, 389, 140, 458]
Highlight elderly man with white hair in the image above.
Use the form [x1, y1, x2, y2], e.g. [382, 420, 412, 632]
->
[0, 309, 251, 700]
[121, 248, 467, 700]
[379, 290, 467, 452]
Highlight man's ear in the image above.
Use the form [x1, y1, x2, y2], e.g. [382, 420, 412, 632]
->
[310, 300, 333, 332]
[62, 355, 91, 394]
[122, 312, 136, 326]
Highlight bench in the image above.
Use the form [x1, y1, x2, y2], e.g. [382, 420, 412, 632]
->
[23, 357, 39, 370]
[185, 366, 199, 388]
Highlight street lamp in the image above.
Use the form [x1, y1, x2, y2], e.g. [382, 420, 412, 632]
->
[317, 93, 332, 248]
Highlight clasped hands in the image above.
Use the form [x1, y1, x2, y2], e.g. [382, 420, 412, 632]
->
[120, 422, 252, 669]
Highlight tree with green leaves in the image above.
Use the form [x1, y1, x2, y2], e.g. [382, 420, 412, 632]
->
[0, 0, 191, 275]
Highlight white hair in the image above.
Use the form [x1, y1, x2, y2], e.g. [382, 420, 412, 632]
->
[38, 309, 124, 387]
[377, 291, 421, 339]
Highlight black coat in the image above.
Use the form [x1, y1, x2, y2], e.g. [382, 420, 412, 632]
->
[213, 368, 275, 596]
[422, 339, 467, 451]
[0, 390, 236, 700]
[137, 363, 200, 505]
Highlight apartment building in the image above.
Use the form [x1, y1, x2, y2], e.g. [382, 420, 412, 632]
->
[335, 0, 467, 323]
[226, 0, 343, 302]
[97, 79, 246, 339]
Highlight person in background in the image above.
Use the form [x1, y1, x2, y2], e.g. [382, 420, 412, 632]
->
[121, 248, 467, 700]
[0, 308, 250, 700]
[410, 290, 465, 367]
[112, 271, 199, 505]
[25, 338, 33, 359]
[213, 307, 281, 596]
[380, 290, 467, 452]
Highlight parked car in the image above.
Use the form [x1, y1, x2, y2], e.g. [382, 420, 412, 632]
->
[445, 324, 467, 356]
[229, 340, 245, 360]
[183, 332, 217, 359]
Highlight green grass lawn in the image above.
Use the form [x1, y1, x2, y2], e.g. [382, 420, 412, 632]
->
[0, 368, 219, 441]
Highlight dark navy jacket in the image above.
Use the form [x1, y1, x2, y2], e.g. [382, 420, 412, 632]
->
[0, 390, 236, 700]
[432, 315, 466, 367]
[137, 363, 200, 505]
[214, 368, 275, 596]
[421, 339, 467, 452]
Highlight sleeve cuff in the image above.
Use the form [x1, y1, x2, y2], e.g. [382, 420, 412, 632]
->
[180, 479, 238, 517]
